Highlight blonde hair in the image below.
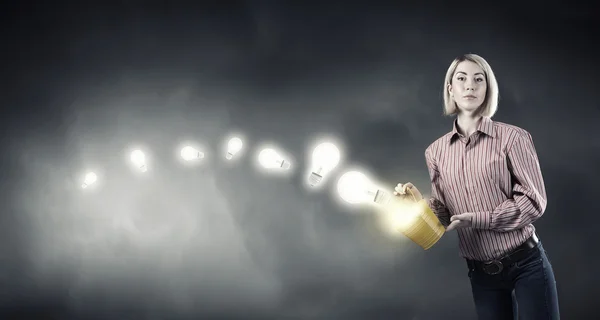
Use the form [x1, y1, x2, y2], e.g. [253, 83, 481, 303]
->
[442, 53, 499, 118]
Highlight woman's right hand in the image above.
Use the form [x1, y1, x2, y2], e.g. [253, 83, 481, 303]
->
[394, 182, 423, 202]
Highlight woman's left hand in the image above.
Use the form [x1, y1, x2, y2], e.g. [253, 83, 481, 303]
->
[446, 212, 474, 231]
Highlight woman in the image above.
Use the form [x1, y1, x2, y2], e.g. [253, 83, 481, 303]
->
[394, 54, 560, 319]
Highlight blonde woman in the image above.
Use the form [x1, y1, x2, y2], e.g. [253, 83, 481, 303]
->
[395, 54, 560, 319]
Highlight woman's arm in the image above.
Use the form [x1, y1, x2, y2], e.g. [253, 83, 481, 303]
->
[425, 147, 451, 228]
[471, 131, 548, 232]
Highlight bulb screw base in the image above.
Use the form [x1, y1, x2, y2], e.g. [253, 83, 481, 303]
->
[373, 190, 389, 205]
[280, 161, 291, 170]
[308, 172, 323, 186]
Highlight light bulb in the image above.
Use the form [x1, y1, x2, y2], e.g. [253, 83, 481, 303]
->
[81, 172, 97, 189]
[258, 148, 290, 169]
[337, 171, 390, 205]
[308, 142, 340, 186]
[181, 146, 204, 161]
[226, 137, 243, 160]
[130, 150, 147, 172]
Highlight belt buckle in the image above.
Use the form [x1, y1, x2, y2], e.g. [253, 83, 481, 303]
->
[482, 260, 503, 275]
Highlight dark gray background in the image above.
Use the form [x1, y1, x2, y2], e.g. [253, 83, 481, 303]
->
[1, 1, 598, 319]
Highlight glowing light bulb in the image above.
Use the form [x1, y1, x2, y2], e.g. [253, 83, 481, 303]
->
[130, 150, 147, 172]
[181, 146, 204, 161]
[308, 142, 341, 186]
[81, 172, 97, 189]
[226, 137, 243, 160]
[258, 148, 290, 169]
[337, 171, 390, 205]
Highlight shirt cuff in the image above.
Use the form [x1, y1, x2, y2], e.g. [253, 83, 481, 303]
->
[471, 211, 492, 230]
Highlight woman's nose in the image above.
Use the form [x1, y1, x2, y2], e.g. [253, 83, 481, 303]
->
[465, 81, 475, 91]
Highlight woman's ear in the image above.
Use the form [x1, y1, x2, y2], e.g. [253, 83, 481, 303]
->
[447, 83, 453, 97]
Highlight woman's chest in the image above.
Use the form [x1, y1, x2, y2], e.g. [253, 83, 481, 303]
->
[437, 139, 510, 186]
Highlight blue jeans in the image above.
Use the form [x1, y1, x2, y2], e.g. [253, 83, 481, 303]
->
[468, 241, 560, 319]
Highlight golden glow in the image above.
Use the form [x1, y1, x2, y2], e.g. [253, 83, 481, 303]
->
[381, 199, 446, 250]
[379, 198, 422, 231]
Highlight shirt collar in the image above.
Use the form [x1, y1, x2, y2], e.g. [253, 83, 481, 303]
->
[447, 116, 495, 142]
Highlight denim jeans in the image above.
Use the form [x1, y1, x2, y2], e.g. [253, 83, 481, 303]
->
[468, 241, 560, 319]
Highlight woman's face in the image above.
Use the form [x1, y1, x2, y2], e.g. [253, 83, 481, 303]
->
[448, 60, 487, 114]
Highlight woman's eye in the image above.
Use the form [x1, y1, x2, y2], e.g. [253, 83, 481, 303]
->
[476, 78, 484, 82]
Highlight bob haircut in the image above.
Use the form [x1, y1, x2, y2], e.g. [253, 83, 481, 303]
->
[442, 53, 499, 118]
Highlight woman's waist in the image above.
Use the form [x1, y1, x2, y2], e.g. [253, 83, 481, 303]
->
[457, 226, 536, 261]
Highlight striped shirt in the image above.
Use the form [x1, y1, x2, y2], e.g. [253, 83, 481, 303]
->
[425, 116, 547, 261]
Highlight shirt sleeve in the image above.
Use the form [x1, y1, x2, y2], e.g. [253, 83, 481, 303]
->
[471, 131, 548, 232]
[425, 147, 451, 228]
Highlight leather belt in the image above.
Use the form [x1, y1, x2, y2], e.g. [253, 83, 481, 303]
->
[467, 233, 539, 275]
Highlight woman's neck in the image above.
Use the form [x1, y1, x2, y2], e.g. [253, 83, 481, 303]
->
[456, 113, 482, 138]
